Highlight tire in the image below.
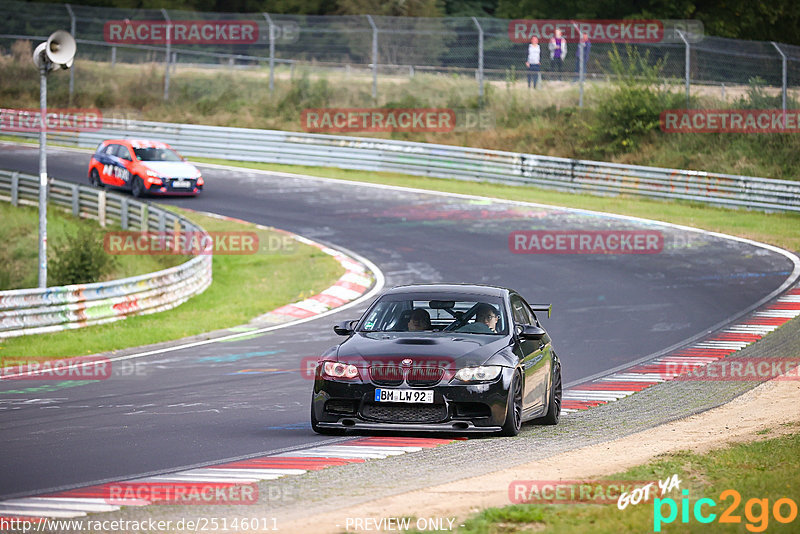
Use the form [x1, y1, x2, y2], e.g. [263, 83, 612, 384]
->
[89, 168, 102, 188]
[131, 175, 145, 198]
[500, 371, 523, 436]
[535, 363, 561, 426]
[311, 402, 346, 436]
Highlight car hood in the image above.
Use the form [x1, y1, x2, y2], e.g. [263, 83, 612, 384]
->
[142, 161, 198, 178]
[336, 331, 510, 368]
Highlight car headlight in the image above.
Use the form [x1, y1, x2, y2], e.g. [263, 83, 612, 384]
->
[146, 169, 162, 178]
[454, 365, 503, 382]
[322, 361, 360, 379]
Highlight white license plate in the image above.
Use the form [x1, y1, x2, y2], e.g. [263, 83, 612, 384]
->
[374, 389, 434, 403]
[172, 180, 190, 188]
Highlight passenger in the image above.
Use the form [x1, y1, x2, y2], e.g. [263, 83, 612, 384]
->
[407, 309, 432, 331]
[457, 303, 499, 333]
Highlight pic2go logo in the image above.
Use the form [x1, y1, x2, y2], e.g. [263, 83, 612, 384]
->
[654, 489, 798, 532]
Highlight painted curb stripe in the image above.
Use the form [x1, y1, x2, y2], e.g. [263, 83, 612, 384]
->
[0, 438, 459, 519]
[563, 283, 800, 414]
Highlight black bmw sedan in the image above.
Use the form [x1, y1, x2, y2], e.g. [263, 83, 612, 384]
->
[311, 284, 562, 436]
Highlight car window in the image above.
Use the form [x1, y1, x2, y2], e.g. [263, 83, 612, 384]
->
[510, 296, 529, 325]
[359, 294, 507, 335]
[115, 145, 133, 160]
[133, 147, 182, 162]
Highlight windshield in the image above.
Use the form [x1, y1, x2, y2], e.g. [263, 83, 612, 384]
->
[134, 147, 182, 162]
[359, 294, 507, 335]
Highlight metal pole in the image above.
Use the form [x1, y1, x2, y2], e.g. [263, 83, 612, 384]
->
[38, 59, 48, 288]
[471, 17, 484, 101]
[677, 30, 690, 108]
[263, 13, 275, 94]
[161, 8, 171, 100]
[570, 22, 584, 108]
[771, 42, 787, 118]
[366, 15, 377, 100]
[65, 4, 75, 105]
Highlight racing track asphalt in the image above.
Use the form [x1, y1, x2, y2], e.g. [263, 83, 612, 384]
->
[0, 143, 796, 500]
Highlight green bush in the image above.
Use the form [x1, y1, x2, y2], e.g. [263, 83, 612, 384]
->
[589, 46, 684, 155]
[49, 225, 117, 286]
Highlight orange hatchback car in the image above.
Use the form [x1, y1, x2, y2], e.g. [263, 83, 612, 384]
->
[88, 139, 204, 197]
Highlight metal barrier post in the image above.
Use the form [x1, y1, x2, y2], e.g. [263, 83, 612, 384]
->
[366, 15, 378, 100]
[111, 46, 116, 67]
[161, 8, 171, 100]
[677, 30, 690, 108]
[98, 190, 106, 227]
[472, 17, 484, 101]
[71, 184, 79, 216]
[263, 13, 275, 94]
[120, 198, 128, 229]
[11, 172, 19, 207]
[141, 203, 148, 231]
[771, 42, 788, 122]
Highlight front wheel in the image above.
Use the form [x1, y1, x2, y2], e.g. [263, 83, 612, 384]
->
[131, 176, 145, 198]
[535, 363, 561, 425]
[500, 371, 523, 436]
[89, 168, 102, 188]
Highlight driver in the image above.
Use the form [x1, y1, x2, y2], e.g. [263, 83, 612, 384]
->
[407, 309, 432, 331]
[456, 303, 499, 333]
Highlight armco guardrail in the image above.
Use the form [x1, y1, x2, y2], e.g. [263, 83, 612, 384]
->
[0, 170, 212, 338]
[4, 118, 800, 212]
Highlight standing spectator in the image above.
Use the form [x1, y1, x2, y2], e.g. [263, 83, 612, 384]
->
[574, 32, 591, 82]
[548, 29, 567, 81]
[525, 36, 541, 89]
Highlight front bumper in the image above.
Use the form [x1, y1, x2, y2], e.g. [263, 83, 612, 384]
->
[312, 367, 514, 433]
[147, 179, 203, 196]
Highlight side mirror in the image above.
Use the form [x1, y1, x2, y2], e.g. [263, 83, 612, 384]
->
[333, 320, 357, 336]
[518, 324, 546, 341]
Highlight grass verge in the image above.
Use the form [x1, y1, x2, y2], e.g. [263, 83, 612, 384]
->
[193, 158, 800, 253]
[458, 426, 800, 533]
[0, 205, 344, 359]
[0, 201, 184, 290]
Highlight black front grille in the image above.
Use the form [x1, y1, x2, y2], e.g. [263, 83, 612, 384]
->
[362, 403, 447, 423]
[407, 367, 444, 386]
[369, 365, 404, 386]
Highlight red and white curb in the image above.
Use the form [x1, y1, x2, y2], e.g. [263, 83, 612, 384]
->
[561, 286, 800, 413]
[0, 437, 458, 521]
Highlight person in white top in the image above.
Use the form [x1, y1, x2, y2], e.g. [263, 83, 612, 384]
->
[548, 29, 567, 81]
[525, 36, 541, 89]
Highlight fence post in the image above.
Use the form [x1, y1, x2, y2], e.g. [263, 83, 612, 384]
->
[158, 211, 166, 233]
[263, 13, 275, 94]
[11, 172, 19, 206]
[161, 8, 171, 100]
[71, 184, 79, 216]
[120, 197, 128, 230]
[98, 190, 107, 227]
[771, 42, 788, 123]
[471, 17, 484, 101]
[141, 203, 148, 231]
[65, 4, 76, 105]
[111, 46, 116, 67]
[677, 30, 690, 108]
[366, 15, 378, 100]
[570, 22, 585, 108]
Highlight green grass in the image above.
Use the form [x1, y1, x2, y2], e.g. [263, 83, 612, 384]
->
[0, 206, 344, 358]
[0, 201, 184, 290]
[459, 429, 800, 533]
[194, 158, 800, 253]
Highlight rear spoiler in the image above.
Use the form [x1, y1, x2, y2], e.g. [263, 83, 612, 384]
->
[529, 303, 552, 318]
